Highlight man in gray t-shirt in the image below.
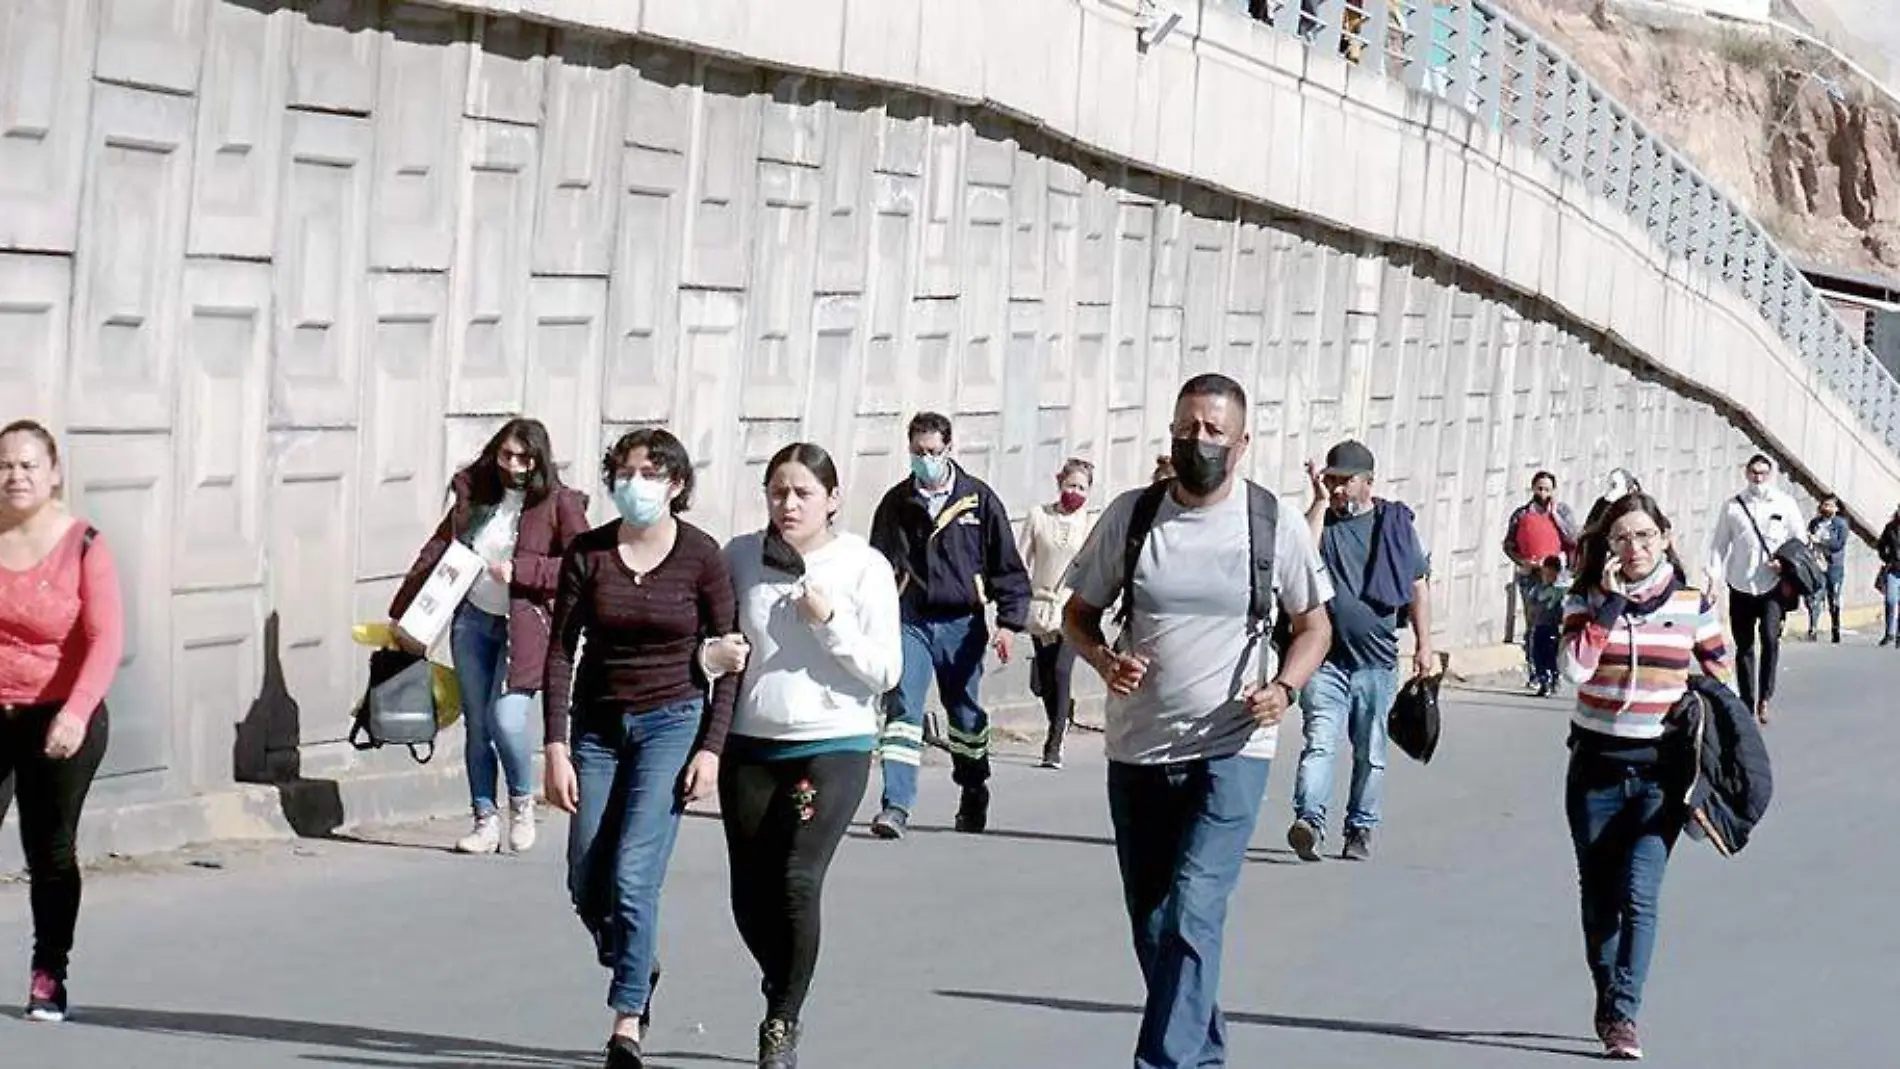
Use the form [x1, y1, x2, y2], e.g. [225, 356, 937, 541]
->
[1064, 374, 1333, 1069]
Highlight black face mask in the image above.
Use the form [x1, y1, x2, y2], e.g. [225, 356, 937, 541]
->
[1170, 437, 1231, 496]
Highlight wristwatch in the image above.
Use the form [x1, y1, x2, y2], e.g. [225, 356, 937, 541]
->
[1273, 679, 1299, 706]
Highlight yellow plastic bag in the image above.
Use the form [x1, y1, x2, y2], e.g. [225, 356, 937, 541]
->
[351, 622, 462, 729]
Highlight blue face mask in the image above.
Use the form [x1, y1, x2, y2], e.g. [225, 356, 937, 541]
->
[910, 454, 948, 486]
[610, 477, 671, 528]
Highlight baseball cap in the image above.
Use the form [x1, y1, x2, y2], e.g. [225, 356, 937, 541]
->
[1323, 440, 1376, 477]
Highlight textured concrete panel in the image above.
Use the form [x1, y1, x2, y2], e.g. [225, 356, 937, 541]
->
[604, 142, 686, 423]
[70, 84, 192, 432]
[524, 277, 608, 490]
[289, 0, 380, 114]
[188, 0, 288, 260]
[534, 32, 624, 277]
[357, 273, 449, 582]
[0, 253, 72, 429]
[95, 0, 205, 94]
[682, 66, 762, 290]
[275, 111, 371, 429]
[268, 428, 359, 748]
[370, 4, 468, 271]
[175, 260, 270, 592]
[0, 0, 94, 252]
[171, 588, 260, 794]
[65, 434, 173, 790]
[466, 14, 547, 124]
[448, 118, 538, 415]
[746, 162, 819, 421]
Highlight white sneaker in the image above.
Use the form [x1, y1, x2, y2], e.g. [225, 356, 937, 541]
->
[508, 796, 537, 853]
[455, 812, 502, 854]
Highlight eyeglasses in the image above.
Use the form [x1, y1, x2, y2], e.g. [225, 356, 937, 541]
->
[1608, 530, 1663, 549]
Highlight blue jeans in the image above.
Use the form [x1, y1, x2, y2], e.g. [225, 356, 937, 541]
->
[1292, 661, 1398, 833]
[1107, 755, 1270, 1069]
[1529, 621, 1561, 683]
[1565, 752, 1682, 1024]
[565, 699, 703, 1016]
[449, 605, 536, 816]
[879, 614, 990, 814]
[1884, 571, 1900, 640]
[1805, 571, 1843, 636]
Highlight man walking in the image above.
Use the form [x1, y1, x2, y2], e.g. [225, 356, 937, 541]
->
[1502, 471, 1579, 683]
[1705, 454, 1801, 724]
[868, 412, 1030, 837]
[1063, 373, 1333, 1069]
[1287, 440, 1434, 862]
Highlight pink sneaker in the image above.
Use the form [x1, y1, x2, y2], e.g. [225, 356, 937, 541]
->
[26, 970, 66, 1022]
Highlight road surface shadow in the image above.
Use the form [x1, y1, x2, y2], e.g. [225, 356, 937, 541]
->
[936, 989, 1600, 1060]
[75, 1005, 596, 1068]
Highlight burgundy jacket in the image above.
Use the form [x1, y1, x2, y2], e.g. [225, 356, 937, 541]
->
[389, 469, 590, 694]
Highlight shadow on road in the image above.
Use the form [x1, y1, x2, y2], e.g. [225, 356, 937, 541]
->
[75, 1005, 596, 1068]
[936, 989, 1600, 1060]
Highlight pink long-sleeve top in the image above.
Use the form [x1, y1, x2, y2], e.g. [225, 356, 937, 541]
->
[0, 522, 124, 722]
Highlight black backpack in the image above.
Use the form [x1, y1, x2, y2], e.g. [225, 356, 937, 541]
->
[1116, 479, 1290, 655]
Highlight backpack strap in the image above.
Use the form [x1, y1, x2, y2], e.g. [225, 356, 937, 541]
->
[1115, 481, 1173, 629]
[1244, 481, 1278, 637]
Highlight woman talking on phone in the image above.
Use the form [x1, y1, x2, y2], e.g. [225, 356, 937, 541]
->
[706, 442, 902, 1068]
[543, 428, 742, 1069]
[1558, 490, 1729, 1060]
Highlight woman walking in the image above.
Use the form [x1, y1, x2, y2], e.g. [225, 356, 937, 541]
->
[708, 442, 902, 1068]
[1878, 505, 1900, 647]
[1017, 457, 1095, 768]
[1803, 494, 1847, 644]
[390, 418, 586, 854]
[0, 420, 122, 1022]
[543, 428, 740, 1069]
[1558, 491, 1730, 1060]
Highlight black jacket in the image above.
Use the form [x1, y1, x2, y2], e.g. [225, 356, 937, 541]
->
[1879, 520, 1900, 569]
[869, 466, 1030, 631]
[1674, 675, 1773, 857]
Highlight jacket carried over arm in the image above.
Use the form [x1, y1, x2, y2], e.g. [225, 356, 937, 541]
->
[868, 466, 1031, 631]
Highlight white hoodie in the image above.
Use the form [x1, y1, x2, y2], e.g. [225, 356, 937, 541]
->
[724, 530, 904, 742]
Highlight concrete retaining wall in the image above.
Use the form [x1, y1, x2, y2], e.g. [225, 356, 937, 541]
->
[0, 0, 1886, 862]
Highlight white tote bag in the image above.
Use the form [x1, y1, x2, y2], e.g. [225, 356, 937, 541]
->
[396, 540, 484, 652]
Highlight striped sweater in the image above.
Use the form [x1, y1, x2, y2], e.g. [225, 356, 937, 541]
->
[1559, 576, 1731, 740]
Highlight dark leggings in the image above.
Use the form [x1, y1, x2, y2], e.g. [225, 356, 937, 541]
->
[1031, 636, 1076, 742]
[720, 749, 869, 1022]
[0, 704, 109, 980]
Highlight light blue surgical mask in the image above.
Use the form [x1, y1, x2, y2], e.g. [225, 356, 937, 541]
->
[611, 476, 671, 528]
[910, 453, 949, 487]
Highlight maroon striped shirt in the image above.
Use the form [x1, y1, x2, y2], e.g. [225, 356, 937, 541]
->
[543, 521, 737, 751]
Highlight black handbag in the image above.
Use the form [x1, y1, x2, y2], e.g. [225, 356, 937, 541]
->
[348, 649, 439, 763]
[1388, 670, 1442, 764]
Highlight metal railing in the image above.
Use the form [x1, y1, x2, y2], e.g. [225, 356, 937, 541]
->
[1251, 0, 1900, 455]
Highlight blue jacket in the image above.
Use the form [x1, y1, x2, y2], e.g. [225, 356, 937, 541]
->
[869, 466, 1031, 630]
[1807, 514, 1848, 580]
[1362, 499, 1426, 616]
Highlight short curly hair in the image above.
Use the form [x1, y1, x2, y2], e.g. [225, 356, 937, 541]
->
[601, 427, 695, 514]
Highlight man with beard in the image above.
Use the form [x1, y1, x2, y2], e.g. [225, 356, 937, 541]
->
[1286, 440, 1435, 862]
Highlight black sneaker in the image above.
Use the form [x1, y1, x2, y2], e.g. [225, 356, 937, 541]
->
[759, 1017, 801, 1069]
[868, 806, 908, 840]
[603, 1034, 643, 1069]
[1286, 818, 1324, 862]
[1039, 739, 1064, 770]
[954, 785, 990, 834]
[1882, 636, 1895, 648]
[1340, 827, 1372, 861]
[25, 970, 65, 1023]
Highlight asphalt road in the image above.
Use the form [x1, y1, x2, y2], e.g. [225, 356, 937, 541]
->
[2, 636, 1894, 1068]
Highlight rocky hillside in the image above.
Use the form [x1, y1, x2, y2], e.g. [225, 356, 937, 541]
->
[1495, 0, 1900, 276]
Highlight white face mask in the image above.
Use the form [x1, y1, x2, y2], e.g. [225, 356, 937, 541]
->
[1746, 479, 1773, 500]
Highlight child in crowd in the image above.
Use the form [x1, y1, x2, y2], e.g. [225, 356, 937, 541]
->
[1526, 554, 1568, 697]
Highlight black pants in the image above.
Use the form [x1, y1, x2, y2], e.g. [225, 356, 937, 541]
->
[0, 703, 109, 980]
[720, 749, 869, 1022]
[1030, 635, 1076, 751]
[1729, 588, 1784, 709]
